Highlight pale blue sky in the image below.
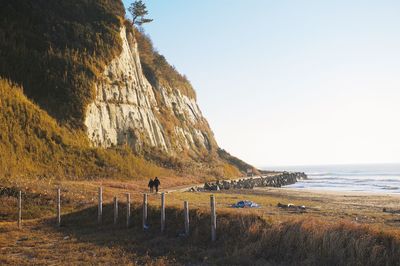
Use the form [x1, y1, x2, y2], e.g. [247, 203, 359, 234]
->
[123, 0, 400, 167]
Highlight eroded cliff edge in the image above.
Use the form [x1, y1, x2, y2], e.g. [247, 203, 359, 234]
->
[85, 26, 217, 158]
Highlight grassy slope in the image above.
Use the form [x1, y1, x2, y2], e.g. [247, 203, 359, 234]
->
[0, 79, 174, 181]
[0, 0, 124, 127]
[0, 77, 242, 185]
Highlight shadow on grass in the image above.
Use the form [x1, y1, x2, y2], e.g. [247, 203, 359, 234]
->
[44, 202, 400, 266]
[44, 202, 273, 265]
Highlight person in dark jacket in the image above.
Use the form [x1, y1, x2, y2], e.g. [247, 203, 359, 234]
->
[148, 179, 154, 193]
[153, 177, 160, 193]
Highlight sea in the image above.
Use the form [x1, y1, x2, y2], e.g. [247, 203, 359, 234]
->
[262, 163, 400, 194]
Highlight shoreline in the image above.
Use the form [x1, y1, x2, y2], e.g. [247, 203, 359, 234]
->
[263, 164, 400, 195]
[256, 186, 400, 198]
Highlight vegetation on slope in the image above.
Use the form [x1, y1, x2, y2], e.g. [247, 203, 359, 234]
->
[0, 78, 240, 180]
[0, 0, 247, 179]
[0, 79, 172, 180]
[134, 27, 196, 100]
[0, 0, 124, 127]
[218, 148, 258, 174]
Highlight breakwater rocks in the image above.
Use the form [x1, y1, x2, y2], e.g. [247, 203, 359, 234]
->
[189, 172, 307, 192]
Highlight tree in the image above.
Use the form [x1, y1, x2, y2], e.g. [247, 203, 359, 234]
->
[128, 0, 153, 26]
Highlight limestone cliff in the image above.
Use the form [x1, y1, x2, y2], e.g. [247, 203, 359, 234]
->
[85, 26, 216, 157]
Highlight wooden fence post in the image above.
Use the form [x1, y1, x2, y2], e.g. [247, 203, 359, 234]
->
[18, 191, 22, 229]
[161, 193, 165, 233]
[184, 201, 189, 236]
[126, 193, 131, 228]
[210, 195, 216, 242]
[114, 196, 118, 225]
[143, 193, 147, 230]
[56, 188, 61, 227]
[98, 187, 102, 224]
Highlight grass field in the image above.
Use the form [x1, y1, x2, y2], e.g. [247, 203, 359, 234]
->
[1, 178, 400, 265]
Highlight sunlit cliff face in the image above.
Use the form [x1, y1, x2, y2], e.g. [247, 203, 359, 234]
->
[85, 27, 214, 156]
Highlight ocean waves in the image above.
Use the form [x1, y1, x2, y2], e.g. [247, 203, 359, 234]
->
[265, 164, 400, 194]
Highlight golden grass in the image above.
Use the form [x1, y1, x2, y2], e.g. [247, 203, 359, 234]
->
[0, 79, 177, 180]
[1, 178, 400, 265]
[1, 201, 399, 265]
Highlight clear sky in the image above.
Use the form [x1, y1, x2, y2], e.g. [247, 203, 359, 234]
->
[122, 0, 400, 167]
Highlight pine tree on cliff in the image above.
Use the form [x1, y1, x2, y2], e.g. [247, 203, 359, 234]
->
[128, 0, 153, 26]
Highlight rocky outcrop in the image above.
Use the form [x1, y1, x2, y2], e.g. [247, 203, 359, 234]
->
[84, 27, 216, 155]
[85, 26, 166, 151]
[188, 172, 307, 192]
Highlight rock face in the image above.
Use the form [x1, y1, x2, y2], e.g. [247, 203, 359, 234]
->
[84, 27, 216, 156]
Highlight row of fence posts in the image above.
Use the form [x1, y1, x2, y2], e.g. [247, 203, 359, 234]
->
[16, 188, 217, 241]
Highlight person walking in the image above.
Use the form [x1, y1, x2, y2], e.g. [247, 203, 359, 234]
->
[153, 177, 160, 193]
[148, 178, 154, 193]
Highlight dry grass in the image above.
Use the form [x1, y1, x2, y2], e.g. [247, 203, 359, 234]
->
[1, 179, 400, 265]
[0, 78, 186, 180]
[1, 203, 399, 265]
